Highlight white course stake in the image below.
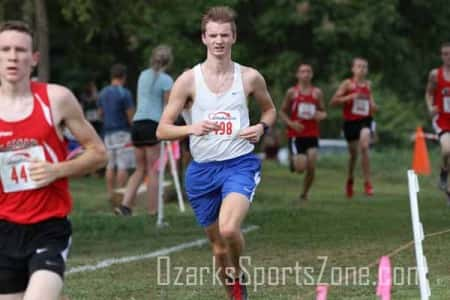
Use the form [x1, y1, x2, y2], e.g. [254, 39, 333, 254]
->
[157, 141, 167, 228]
[157, 141, 186, 228]
[166, 141, 185, 212]
[407, 170, 431, 300]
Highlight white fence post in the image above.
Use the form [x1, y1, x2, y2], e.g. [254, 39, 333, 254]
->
[407, 170, 431, 300]
[157, 141, 167, 228]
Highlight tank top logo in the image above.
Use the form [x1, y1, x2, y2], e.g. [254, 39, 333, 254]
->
[205, 110, 241, 138]
[0, 131, 13, 137]
[0, 138, 39, 151]
[0, 145, 46, 193]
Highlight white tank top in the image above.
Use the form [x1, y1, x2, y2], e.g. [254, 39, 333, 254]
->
[183, 63, 254, 162]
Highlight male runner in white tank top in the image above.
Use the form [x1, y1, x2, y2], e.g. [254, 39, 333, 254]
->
[157, 6, 276, 300]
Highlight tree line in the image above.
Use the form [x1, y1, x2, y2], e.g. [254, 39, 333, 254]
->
[2, 0, 448, 144]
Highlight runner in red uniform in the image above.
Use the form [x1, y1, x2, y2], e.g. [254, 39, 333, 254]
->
[0, 21, 106, 299]
[330, 57, 378, 198]
[280, 63, 326, 203]
[426, 42, 450, 202]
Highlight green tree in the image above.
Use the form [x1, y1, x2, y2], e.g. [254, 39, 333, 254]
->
[0, 0, 447, 144]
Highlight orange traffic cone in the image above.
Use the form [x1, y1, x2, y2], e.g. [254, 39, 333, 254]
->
[412, 126, 431, 175]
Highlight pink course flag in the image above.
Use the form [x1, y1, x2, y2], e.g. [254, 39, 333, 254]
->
[376, 256, 392, 300]
[316, 284, 329, 300]
[153, 140, 181, 171]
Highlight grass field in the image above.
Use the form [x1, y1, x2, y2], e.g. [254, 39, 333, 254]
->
[63, 146, 450, 299]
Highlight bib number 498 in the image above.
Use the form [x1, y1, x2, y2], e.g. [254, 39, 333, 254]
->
[214, 121, 233, 135]
[205, 110, 240, 138]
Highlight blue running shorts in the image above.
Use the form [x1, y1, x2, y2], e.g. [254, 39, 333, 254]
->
[185, 152, 261, 227]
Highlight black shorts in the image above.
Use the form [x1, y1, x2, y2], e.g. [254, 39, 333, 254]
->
[0, 218, 72, 294]
[438, 131, 450, 139]
[131, 119, 160, 147]
[288, 137, 319, 155]
[343, 117, 373, 142]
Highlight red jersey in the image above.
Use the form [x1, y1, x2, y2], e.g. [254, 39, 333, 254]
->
[342, 79, 373, 121]
[287, 86, 320, 138]
[433, 67, 450, 131]
[0, 82, 72, 224]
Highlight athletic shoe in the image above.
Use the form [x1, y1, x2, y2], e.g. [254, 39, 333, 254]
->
[114, 205, 132, 216]
[346, 178, 354, 198]
[364, 181, 374, 196]
[231, 274, 248, 300]
[438, 168, 448, 191]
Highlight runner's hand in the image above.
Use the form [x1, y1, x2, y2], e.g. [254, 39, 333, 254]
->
[428, 105, 438, 117]
[313, 111, 326, 121]
[189, 121, 220, 136]
[29, 159, 58, 188]
[239, 124, 264, 143]
[289, 121, 304, 132]
[346, 92, 359, 102]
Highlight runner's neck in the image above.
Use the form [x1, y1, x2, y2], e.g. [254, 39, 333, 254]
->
[442, 66, 450, 79]
[353, 76, 366, 85]
[203, 57, 234, 76]
[0, 79, 32, 100]
[297, 82, 312, 93]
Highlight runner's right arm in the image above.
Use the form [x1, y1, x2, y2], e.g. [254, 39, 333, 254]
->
[157, 70, 219, 140]
[330, 80, 354, 106]
[279, 88, 303, 132]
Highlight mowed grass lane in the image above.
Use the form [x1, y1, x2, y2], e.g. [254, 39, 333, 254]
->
[64, 147, 450, 299]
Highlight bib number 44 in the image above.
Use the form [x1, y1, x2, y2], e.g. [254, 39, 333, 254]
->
[10, 165, 29, 184]
[0, 145, 46, 193]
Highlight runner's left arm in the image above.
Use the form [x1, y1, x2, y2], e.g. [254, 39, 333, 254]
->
[314, 88, 327, 121]
[368, 81, 378, 113]
[239, 68, 276, 143]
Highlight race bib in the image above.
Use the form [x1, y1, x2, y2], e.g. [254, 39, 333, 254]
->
[444, 97, 450, 113]
[0, 146, 46, 193]
[297, 103, 316, 120]
[352, 98, 370, 116]
[205, 110, 240, 138]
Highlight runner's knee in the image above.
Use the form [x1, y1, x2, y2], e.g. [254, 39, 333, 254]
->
[306, 163, 315, 174]
[293, 156, 307, 172]
[360, 142, 370, 152]
[211, 242, 228, 257]
[441, 146, 450, 158]
[219, 225, 240, 241]
[294, 163, 306, 173]
[349, 148, 358, 158]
